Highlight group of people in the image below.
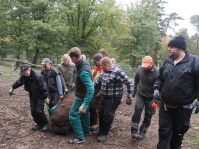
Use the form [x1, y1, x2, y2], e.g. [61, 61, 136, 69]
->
[8, 36, 199, 149]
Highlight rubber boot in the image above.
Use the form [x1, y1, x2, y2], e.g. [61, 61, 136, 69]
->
[138, 123, 148, 140]
[131, 122, 139, 139]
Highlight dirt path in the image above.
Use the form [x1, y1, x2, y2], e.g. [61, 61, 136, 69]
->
[0, 76, 198, 149]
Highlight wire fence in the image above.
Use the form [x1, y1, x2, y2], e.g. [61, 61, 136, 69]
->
[118, 64, 137, 79]
[0, 58, 137, 79]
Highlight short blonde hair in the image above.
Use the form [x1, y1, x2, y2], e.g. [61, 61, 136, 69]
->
[68, 47, 81, 58]
[98, 49, 108, 57]
[81, 54, 86, 59]
[61, 54, 72, 64]
[111, 58, 116, 65]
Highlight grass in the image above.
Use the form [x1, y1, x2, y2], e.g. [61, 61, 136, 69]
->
[0, 60, 20, 73]
[0, 60, 44, 75]
[187, 127, 199, 147]
[0, 73, 19, 76]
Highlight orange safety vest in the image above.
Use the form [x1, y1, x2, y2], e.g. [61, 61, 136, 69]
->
[92, 66, 103, 82]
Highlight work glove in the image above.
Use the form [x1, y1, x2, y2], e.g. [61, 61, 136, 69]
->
[59, 95, 64, 100]
[8, 87, 14, 96]
[132, 93, 136, 98]
[194, 100, 199, 114]
[153, 90, 160, 100]
[151, 99, 158, 108]
[126, 97, 132, 105]
[78, 104, 88, 115]
[44, 98, 50, 105]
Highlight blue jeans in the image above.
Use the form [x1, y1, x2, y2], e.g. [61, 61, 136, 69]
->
[69, 97, 90, 139]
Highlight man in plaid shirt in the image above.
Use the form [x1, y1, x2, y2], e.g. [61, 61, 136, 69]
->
[94, 57, 133, 142]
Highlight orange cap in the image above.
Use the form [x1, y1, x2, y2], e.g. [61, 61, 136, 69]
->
[141, 56, 153, 68]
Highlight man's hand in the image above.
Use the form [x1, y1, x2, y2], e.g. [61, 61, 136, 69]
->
[71, 83, 75, 88]
[78, 104, 88, 114]
[194, 100, 199, 114]
[44, 98, 50, 105]
[126, 97, 132, 105]
[64, 88, 68, 93]
[8, 88, 14, 96]
[153, 90, 160, 100]
[132, 93, 136, 98]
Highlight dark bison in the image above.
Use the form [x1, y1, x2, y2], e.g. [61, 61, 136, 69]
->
[49, 90, 75, 134]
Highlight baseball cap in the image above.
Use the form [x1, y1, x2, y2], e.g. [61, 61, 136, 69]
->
[41, 58, 51, 65]
[141, 56, 153, 67]
[91, 54, 103, 61]
[20, 65, 29, 75]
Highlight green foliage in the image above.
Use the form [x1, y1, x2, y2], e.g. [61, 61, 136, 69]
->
[156, 0, 183, 36]
[190, 15, 199, 33]
[58, 0, 125, 58]
[190, 15, 199, 52]
[0, 0, 197, 66]
[117, 0, 161, 66]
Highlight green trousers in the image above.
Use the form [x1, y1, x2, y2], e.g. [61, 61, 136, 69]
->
[69, 97, 90, 139]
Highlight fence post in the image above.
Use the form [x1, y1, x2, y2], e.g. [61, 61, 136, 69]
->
[11, 61, 14, 72]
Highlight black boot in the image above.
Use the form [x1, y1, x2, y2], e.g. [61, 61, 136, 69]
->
[131, 122, 139, 139]
[137, 133, 145, 140]
[32, 125, 42, 131]
[42, 123, 49, 132]
[138, 123, 148, 140]
[97, 135, 107, 142]
[131, 129, 139, 139]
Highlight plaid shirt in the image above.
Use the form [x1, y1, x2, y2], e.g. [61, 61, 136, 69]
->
[94, 66, 133, 98]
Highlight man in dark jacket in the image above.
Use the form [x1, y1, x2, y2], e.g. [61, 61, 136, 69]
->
[8, 65, 49, 131]
[41, 58, 63, 117]
[131, 56, 158, 140]
[153, 36, 199, 149]
[67, 47, 94, 144]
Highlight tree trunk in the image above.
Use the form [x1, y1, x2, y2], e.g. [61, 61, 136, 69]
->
[132, 56, 137, 67]
[32, 47, 40, 64]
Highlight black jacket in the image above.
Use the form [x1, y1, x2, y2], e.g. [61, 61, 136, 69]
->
[154, 52, 199, 106]
[134, 65, 159, 99]
[12, 69, 48, 99]
[75, 58, 92, 98]
[41, 67, 59, 92]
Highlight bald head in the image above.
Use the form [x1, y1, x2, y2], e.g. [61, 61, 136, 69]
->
[100, 57, 113, 71]
[100, 57, 112, 64]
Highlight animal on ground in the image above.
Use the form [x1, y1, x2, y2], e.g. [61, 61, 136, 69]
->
[49, 90, 75, 134]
